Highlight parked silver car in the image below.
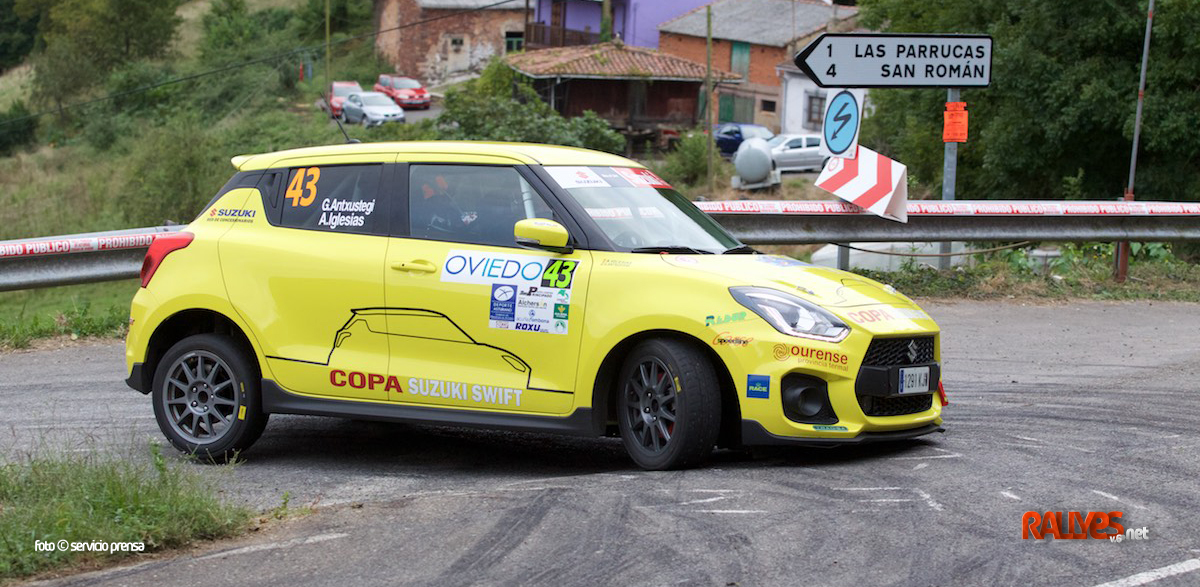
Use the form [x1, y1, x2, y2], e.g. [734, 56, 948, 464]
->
[340, 91, 406, 127]
[769, 134, 826, 172]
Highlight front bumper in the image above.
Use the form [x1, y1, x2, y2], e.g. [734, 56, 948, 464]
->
[718, 324, 944, 445]
[742, 421, 944, 446]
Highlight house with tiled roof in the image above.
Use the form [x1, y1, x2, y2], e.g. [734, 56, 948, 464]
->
[506, 41, 741, 150]
[657, 0, 857, 131]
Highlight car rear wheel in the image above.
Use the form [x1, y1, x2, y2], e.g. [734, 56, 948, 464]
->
[337, 110, 346, 124]
[617, 338, 721, 470]
[152, 334, 268, 462]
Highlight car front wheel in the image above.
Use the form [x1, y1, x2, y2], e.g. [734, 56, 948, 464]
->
[152, 334, 268, 462]
[617, 338, 721, 470]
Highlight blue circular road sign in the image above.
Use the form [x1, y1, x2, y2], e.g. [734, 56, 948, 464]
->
[823, 90, 860, 156]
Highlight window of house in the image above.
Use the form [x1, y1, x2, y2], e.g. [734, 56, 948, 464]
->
[761, 99, 776, 113]
[805, 91, 826, 128]
[505, 31, 524, 53]
[450, 36, 464, 52]
[730, 42, 751, 78]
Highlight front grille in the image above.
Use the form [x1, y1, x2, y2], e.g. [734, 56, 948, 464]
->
[862, 336, 935, 367]
[858, 394, 933, 417]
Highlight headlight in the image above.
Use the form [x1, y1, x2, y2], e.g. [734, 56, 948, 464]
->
[730, 287, 849, 342]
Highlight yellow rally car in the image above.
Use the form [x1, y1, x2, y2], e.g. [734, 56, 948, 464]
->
[125, 141, 946, 470]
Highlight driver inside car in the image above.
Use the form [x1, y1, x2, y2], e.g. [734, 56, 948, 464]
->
[413, 174, 476, 238]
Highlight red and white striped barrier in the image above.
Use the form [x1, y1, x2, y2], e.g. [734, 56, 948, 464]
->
[0, 233, 167, 260]
[696, 200, 1200, 216]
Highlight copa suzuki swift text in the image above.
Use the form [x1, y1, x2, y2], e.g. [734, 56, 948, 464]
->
[125, 141, 946, 470]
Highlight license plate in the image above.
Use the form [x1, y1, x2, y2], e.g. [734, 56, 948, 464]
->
[898, 366, 930, 395]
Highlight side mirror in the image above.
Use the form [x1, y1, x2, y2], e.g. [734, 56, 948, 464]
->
[514, 218, 572, 254]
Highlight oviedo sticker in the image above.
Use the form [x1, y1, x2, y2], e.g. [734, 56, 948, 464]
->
[441, 250, 578, 335]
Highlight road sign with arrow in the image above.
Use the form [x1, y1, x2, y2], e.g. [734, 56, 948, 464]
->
[796, 33, 992, 88]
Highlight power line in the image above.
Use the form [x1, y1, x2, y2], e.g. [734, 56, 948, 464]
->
[0, 0, 521, 130]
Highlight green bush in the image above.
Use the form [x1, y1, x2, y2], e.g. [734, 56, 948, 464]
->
[0, 100, 38, 156]
[118, 117, 225, 226]
[656, 130, 710, 187]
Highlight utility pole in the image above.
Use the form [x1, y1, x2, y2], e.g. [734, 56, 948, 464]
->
[705, 5, 714, 198]
[325, 0, 331, 96]
[1116, 0, 1156, 283]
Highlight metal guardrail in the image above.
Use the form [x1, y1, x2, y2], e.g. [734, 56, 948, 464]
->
[1, 200, 1198, 292]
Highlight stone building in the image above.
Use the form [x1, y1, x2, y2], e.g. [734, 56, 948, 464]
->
[374, 0, 531, 84]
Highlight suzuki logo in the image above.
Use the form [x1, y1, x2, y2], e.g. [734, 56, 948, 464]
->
[906, 340, 920, 363]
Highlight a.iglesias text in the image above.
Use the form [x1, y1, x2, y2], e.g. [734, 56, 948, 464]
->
[319, 198, 375, 230]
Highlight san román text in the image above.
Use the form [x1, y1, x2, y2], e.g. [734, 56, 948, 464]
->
[854, 42, 989, 80]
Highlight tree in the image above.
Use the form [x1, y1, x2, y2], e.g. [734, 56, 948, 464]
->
[0, 0, 41, 71]
[857, 0, 1200, 201]
[29, 0, 183, 107]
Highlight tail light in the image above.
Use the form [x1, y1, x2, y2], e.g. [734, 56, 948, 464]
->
[937, 381, 949, 406]
[140, 232, 194, 287]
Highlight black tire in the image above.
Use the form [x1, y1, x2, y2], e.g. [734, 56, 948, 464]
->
[616, 338, 721, 470]
[152, 334, 268, 462]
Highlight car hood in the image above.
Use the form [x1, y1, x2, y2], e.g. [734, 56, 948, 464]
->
[657, 254, 935, 333]
[363, 104, 404, 116]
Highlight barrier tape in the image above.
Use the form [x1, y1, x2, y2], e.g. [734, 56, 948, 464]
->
[696, 200, 1200, 216]
[0, 233, 164, 260]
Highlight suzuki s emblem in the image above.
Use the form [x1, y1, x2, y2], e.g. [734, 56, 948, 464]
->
[906, 340, 920, 363]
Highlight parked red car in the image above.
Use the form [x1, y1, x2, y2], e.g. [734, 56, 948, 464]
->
[374, 75, 431, 110]
[327, 81, 363, 118]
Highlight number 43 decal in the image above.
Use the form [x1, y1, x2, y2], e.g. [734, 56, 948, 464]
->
[541, 260, 578, 289]
[285, 167, 321, 207]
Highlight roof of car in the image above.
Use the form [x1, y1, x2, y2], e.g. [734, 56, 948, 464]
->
[332, 81, 361, 86]
[231, 141, 643, 170]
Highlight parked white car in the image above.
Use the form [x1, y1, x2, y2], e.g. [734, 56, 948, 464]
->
[769, 134, 826, 173]
[340, 91, 406, 127]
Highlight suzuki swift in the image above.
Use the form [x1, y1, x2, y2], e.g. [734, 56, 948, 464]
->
[125, 141, 946, 470]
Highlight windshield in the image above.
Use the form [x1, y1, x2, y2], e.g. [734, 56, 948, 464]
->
[745, 126, 774, 140]
[543, 166, 741, 253]
[766, 135, 787, 147]
[394, 78, 421, 89]
[362, 94, 395, 107]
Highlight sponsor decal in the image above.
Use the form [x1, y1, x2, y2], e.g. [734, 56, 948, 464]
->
[442, 250, 578, 289]
[812, 425, 848, 431]
[712, 332, 753, 347]
[545, 166, 611, 189]
[705, 312, 747, 327]
[490, 284, 516, 322]
[756, 255, 806, 268]
[746, 374, 770, 399]
[408, 377, 523, 407]
[1021, 511, 1142, 541]
[772, 344, 850, 372]
[613, 167, 672, 189]
[330, 369, 404, 393]
[206, 208, 257, 223]
[318, 198, 376, 230]
[845, 307, 929, 324]
[600, 258, 632, 267]
[489, 286, 571, 335]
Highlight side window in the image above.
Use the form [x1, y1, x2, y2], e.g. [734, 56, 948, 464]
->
[379, 76, 389, 87]
[408, 165, 555, 248]
[806, 137, 821, 148]
[787, 139, 805, 149]
[279, 165, 385, 235]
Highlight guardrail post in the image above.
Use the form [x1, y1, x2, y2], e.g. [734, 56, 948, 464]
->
[837, 243, 850, 270]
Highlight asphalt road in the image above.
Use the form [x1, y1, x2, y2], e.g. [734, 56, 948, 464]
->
[3, 300, 1199, 587]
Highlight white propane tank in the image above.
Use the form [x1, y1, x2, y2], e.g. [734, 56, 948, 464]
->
[733, 137, 772, 183]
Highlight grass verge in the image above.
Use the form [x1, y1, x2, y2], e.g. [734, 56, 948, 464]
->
[857, 254, 1200, 302]
[0, 443, 252, 581]
[0, 280, 137, 350]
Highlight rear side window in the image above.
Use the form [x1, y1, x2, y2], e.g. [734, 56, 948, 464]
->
[279, 164, 386, 235]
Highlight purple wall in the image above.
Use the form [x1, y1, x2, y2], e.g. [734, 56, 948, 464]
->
[533, 0, 709, 49]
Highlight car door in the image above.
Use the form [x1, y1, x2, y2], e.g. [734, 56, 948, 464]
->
[344, 95, 363, 122]
[382, 162, 591, 415]
[778, 138, 806, 168]
[374, 75, 389, 97]
[222, 158, 395, 401]
[804, 137, 823, 167]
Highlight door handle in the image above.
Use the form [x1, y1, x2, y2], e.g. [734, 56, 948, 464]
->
[391, 260, 438, 273]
